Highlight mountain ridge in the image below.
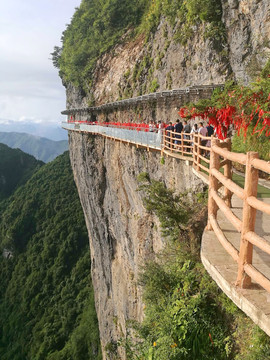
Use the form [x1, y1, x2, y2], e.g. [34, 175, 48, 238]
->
[0, 132, 68, 163]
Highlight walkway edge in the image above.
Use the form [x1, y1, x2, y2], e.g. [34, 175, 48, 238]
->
[201, 229, 270, 337]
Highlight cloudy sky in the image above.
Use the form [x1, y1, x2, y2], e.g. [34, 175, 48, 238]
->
[0, 0, 81, 125]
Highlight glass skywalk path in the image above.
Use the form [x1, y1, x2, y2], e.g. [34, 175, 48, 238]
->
[62, 122, 163, 150]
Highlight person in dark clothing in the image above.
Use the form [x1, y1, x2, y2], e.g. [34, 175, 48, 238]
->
[166, 122, 174, 149]
[174, 119, 183, 146]
[206, 123, 214, 136]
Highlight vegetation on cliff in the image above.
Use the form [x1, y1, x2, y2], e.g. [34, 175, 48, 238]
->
[0, 151, 101, 359]
[114, 177, 270, 360]
[53, 0, 224, 91]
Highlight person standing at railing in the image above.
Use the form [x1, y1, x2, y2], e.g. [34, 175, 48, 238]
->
[206, 122, 214, 148]
[198, 122, 208, 155]
[166, 122, 174, 149]
[157, 120, 164, 143]
[149, 120, 155, 132]
[183, 120, 191, 152]
[191, 123, 198, 146]
[174, 119, 183, 147]
[207, 123, 214, 137]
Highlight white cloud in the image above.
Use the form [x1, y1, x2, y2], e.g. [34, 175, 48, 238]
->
[0, 0, 81, 125]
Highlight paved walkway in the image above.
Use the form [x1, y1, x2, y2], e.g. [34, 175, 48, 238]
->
[201, 195, 270, 336]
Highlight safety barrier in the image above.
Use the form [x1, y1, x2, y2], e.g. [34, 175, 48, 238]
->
[207, 137, 270, 292]
[62, 122, 162, 149]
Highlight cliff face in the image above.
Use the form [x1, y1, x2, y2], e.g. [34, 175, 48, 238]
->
[66, 0, 270, 110]
[68, 132, 205, 358]
[65, 1, 270, 358]
[222, 0, 270, 82]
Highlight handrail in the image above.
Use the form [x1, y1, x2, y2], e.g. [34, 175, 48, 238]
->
[208, 138, 270, 293]
[209, 215, 239, 262]
[245, 231, 270, 256]
[211, 145, 247, 165]
[251, 158, 270, 174]
[210, 188, 242, 232]
[211, 168, 245, 200]
[244, 264, 270, 293]
[247, 196, 270, 215]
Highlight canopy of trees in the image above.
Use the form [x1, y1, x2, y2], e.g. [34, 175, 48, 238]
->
[0, 151, 101, 360]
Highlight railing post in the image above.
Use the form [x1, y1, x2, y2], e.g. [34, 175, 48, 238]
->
[181, 133, 184, 156]
[197, 135, 201, 171]
[193, 134, 197, 168]
[164, 130, 167, 150]
[236, 151, 259, 288]
[224, 138, 232, 208]
[170, 131, 173, 151]
[207, 138, 220, 230]
[161, 129, 165, 155]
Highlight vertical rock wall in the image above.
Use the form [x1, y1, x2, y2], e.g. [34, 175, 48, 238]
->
[68, 132, 205, 359]
[222, 0, 270, 83]
[64, 2, 270, 358]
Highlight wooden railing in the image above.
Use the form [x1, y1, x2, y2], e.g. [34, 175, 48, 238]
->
[162, 130, 212, 174]
[207, 137, 270, 292]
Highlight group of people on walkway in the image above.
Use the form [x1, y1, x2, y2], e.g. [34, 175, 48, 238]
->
[164, 119, 215, 151]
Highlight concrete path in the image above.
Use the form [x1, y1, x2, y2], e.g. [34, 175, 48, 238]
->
[201, 195, 270, 336]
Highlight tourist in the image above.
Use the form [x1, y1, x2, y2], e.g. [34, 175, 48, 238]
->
[149, 120, 154, 132]
[191, 123, 198, 146]
[157, 120, 163, 143]
[198, 122, 208, 155]
[174, 119, 183, 147]
[191, 123, 198, 135]
[166, 122, 174, 149]
[183, 120, 191, 152]
[206, 123, 214, 137]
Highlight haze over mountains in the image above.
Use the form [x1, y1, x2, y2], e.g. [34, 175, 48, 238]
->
[0, 118, 67, 141]
[0, 132, 68, 163]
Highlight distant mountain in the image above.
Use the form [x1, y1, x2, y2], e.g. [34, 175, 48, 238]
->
[0, 118, 67, 141]
[0, 143, 43, 201]
[0, 132, 69, 163]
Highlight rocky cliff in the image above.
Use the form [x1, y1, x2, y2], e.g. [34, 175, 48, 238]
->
[68, 132, 205, 358]
[66, 0, 270, 110]
[64, 0, 270, 358]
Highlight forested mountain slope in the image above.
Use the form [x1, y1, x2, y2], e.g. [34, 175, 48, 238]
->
[0, 132, 68, 163]
[0, 152, 101, 360]
[0, 143, 43, 201]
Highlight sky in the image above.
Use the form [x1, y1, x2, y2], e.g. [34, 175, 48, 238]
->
[0, 0, 81, 125]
